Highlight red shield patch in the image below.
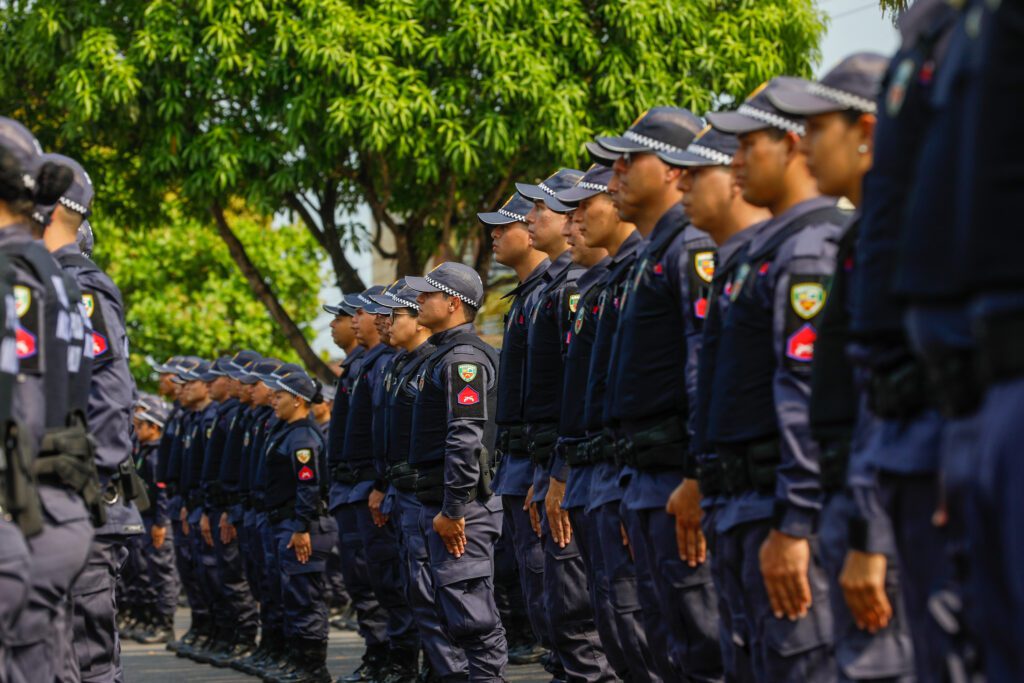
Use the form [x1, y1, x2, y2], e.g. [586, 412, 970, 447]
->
[297, 466, 315, 481]
[15, 326, 36, 359]
[694, 297, 708, 319]
[92, 332, 109, 357]
[457, 386, 480, 405]
[786, 324, 817, 362]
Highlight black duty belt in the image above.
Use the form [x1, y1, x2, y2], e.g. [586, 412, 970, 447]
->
[976, 312, 1024, 388]
[267, 500, 328, 524]
[716, 438, 781, 496]
[496, 425, 528, 461]
[386, 462, 418, 493]
[615, 416, 687, 472]
[867, 358, 930, 420]
[563, 440, 588, 467]
[206, 490, 240, 508]
[331, 464, 378, 485]
[819, 439, 851, 493]
[696, 456, 724, 497]
[924, 349, 982, 418]
[526, 423, 558, 466]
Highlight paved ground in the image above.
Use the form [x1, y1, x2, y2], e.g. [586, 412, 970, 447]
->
[122, 609, 549, 682]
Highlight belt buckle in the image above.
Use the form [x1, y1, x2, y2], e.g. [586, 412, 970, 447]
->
[103, 483, 120, 505]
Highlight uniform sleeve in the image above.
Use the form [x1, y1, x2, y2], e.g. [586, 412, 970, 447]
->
[770, 229, 839, 538]
[290, 431, 323, 531]
[441, 347, 493, 520]
[669, 239, 712, 476]
[81, 275, 137, 478]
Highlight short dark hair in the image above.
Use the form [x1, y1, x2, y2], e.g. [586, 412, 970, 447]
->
[462, 301, 479, 323]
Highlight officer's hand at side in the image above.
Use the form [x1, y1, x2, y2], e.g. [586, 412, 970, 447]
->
[199, 513, 214, 547]
[368, 489, 389, 528]
[287, 531, 312, 564]
[219, 512, 236, 545]
[545, 478, 572, 548]
[433, 513, 466, 558]
[524, 485, 541, 538]
[840, 550, 892, 633]
[759, 529, 812, 621]
[620, 522, 633, 561]
[180, 507, 189, 536]
[666, 478, 706, 567]
[151, 524, 167, 549]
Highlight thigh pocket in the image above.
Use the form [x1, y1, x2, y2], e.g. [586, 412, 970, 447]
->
[436, 575, 499, 640]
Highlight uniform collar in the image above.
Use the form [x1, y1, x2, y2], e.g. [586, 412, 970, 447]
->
[503, 258, 551, 299]
[53, 242, 84, 258]
[717, 223, 761, 272]
[612, 230, 643, 265]
[0, 223, 34, 247]
[746, 195, 838, 257]
[577, 258, 611, 294]
[543, 249, 573, 283]
[429, 322, 476, 345]
[646, 203, 688, 252]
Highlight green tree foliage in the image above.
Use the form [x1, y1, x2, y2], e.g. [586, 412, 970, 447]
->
[93, 200, 324, 390]
[1, 1, 826, 375]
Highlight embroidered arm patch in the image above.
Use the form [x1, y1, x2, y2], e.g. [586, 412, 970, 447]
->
[783, 275, 829, 371]
[449, 362, 486, 420]
[295, 448, 316, 482]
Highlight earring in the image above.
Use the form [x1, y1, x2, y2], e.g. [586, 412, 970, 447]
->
[857, 144, 869, 154]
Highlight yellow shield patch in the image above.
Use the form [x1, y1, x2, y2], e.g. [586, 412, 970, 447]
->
[791, 282, 826, 320]
[13, 286, 30, 318]
[296, 449, 312, 464]
[694, 251, 715, 283]
[82, 293, 95, 318]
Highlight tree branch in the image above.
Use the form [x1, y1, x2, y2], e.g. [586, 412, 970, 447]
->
[210, 202, 334, 384]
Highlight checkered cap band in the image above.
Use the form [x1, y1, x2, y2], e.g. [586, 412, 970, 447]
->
[387, 291, 419, 310]
[59, 196, 89, 216]
[687, 144, 733, 165]
[425, 274, 480, 309]
[737, 104, 806, 135]
[624, 130, 684, 154]
[498, 207, 527, 222]
[578, 181, 608, 192]
[806, 82, 877, 114]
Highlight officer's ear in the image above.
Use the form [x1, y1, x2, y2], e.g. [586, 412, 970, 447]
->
[782, 130, 803, 162]
[855, 113, 877, 154]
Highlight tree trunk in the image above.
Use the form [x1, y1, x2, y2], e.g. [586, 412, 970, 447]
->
[210, 203, 334, 384]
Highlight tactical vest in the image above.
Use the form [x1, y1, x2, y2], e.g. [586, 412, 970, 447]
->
[264, 418, 325, 513]
[495, 275, 546, 426]
[590, 251, 639, 431]
[0, 253, 43, 536]
[385, 344, 435, 467]
[708, 205, 847, 446]
[327, 350, 362, 466]
[341, 346, 392, 467]
[560, 280, 604, 437]
[372, 352, 400, 469]
[7, 241, 76, 428]
[523, 266, 579, 425]
[611, 220, 713, 423]
[409, 333, 499, 468]
[809, 217, 859, 445]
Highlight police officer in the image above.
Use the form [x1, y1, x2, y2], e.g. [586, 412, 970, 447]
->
[202, 356, 261, 665]
[597, 106, 724, 682]
[663, 125, 770, 680]
[768, 55, 921, 683]
[405, 262, 507, 682]
[478, 192, 552, 667]
[957, 1, 1024, 679]
[264, 366, 337, 683]
[703, 80, 850, 681]
[130, 395, 179, 644]
[519, 167, 613, 681]
[359, 283, 422, 682]
[369, 283, 471, 681]
[0, 119, 96, 683]
[37, 152, 146, 682]
[887, 2, 990, 680]
[565, 159, 666, 682]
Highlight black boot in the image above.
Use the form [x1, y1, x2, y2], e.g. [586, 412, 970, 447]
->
[380, 645, 418, 683]
[193, 626, 235, 664]
[137, 611, 175, 644]
[277, 638, 331, 683]
[338, 641, 389, 682]
[263, 638, 304, 683]
[173, 616, 210, 656]
[210, 631, 258, 668]
[234, 636, 272, 674]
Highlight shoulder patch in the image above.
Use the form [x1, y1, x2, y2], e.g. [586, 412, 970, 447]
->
[13, 285, 30, 318]
[295, 448, 312, 464]
[82, 292, 95, 318]
[449, 361, 486, 420]
[786, 324, 817, 363]
[694, 251, 715, 283]
[568, 292, 580, 314]
[730, 263, 751, 302]
[790, 280, 827, 320]
[297, 465, 315, 481]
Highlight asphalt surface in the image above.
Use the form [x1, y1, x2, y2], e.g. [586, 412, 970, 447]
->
[121, 609, 549, 682]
